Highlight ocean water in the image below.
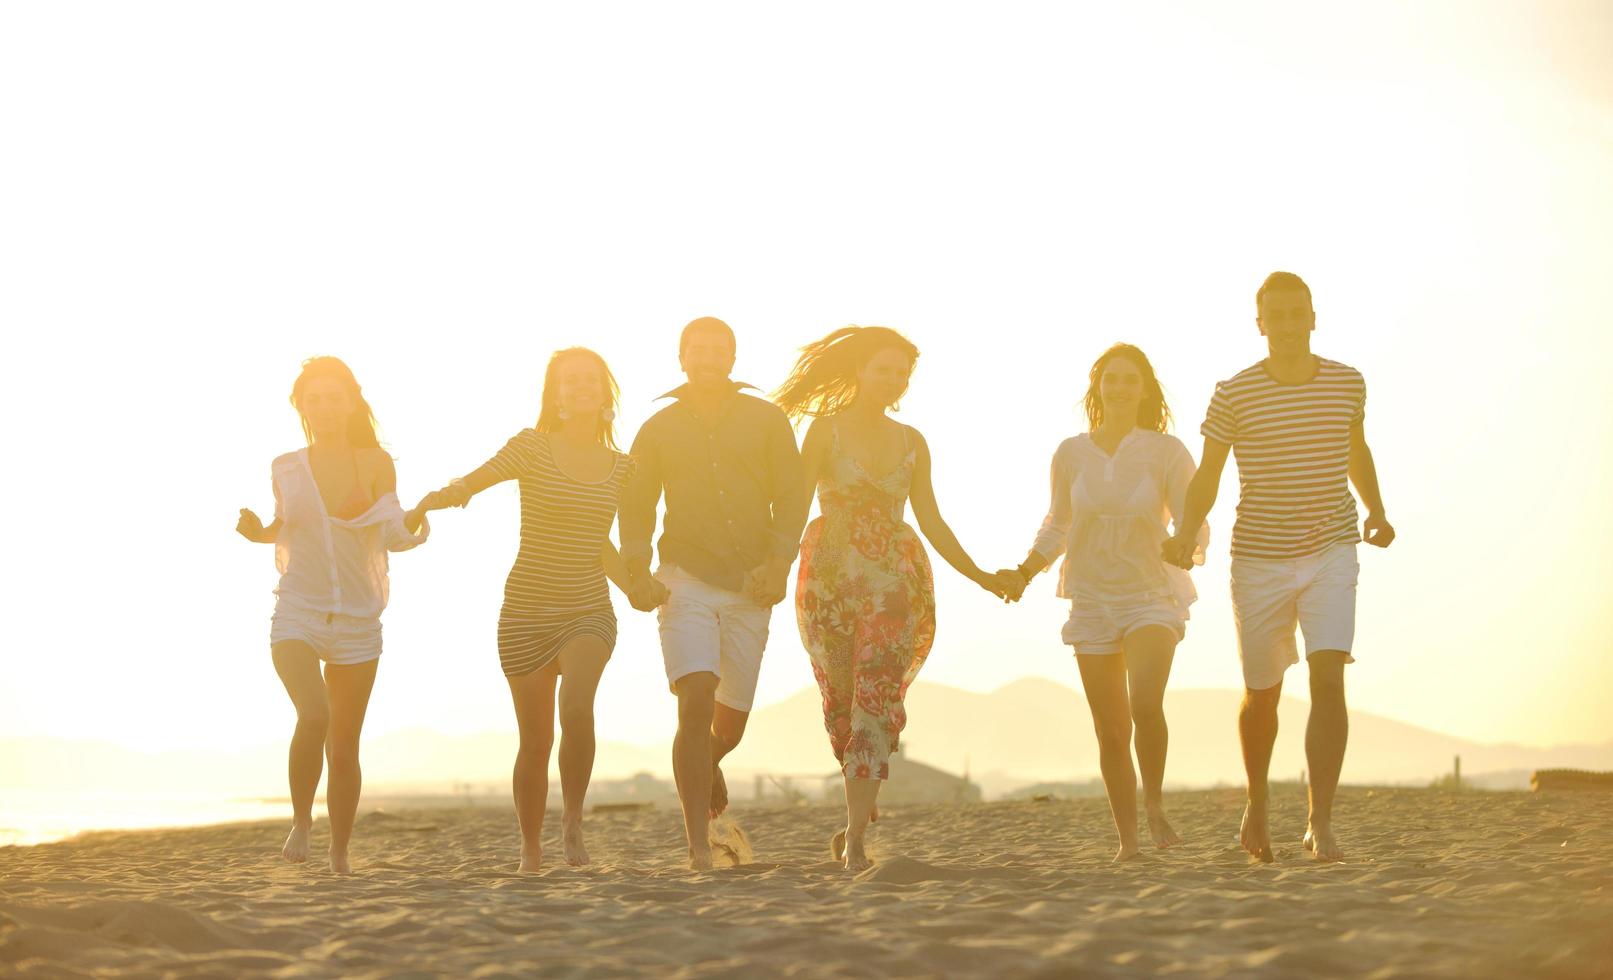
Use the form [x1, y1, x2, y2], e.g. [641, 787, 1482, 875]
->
[0, 791, 289, 847]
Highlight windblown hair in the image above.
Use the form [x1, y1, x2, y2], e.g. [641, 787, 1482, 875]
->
[290, 356, 382, 448]
[772, 326, 919, 421]
[536, 347, 621, 450]
[1083, 343, 1172, 433]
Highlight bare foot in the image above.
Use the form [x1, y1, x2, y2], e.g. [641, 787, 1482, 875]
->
[709, 764, 729, 819]
[562, 821, 590, 867]
[1303, 824, 1344, 862]
[1240, 800, 1275, 863]
[833, 806, 876, 862]
[328, 850, 353, 876]
[281, 821, 311, 863]
[688, 847, 714, 872]
[518, 842, 542, 874]
[1115, 841, 1142, 862]
[843, 832, 872, 872]
[1146, 803, 1182, 848]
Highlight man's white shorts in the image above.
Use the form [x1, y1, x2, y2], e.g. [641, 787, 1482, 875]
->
[1231, 542, 1358, 691]
[655, 564, 772, 711]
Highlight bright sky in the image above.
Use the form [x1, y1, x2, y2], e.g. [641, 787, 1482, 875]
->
[3, 2, 1611, 765]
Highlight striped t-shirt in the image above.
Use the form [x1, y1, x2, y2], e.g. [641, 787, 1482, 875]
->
[483, 429, 633, 614]
[1201, 358, 1365, 560]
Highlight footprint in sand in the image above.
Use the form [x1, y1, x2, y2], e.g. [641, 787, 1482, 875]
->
[853, 857, 970, 884]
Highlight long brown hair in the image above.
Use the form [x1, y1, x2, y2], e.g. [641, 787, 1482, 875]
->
[1083, 343, 1172, 433]
[536, 347, 621, 450]
[773, 326, 920, 421]
[290, 356, 382, 448]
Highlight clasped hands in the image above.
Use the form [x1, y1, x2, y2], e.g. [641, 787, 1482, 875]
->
[1160, 532, 1197, 569]
[625, 572, 670, 613]
[622, 561, 786, 614]
[416, 482, 471, 513]
[741, 559, 791, 608]
[980, 567, 1029, 604]
[626, 559, 790, 613]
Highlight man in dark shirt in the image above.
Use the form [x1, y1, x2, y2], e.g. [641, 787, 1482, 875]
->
[619, 316, 809, 871]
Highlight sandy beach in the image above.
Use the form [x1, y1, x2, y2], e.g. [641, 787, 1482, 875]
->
[2, 785, 1609, 978]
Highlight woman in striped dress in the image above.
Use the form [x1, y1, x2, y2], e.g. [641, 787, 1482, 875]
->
[423, 347, 649, 871]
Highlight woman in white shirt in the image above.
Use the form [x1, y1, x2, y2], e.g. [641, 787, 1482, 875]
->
[236, 356, 429, 874]
[1000, 343, 1207, 861]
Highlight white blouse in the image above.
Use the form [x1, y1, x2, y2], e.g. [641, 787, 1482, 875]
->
[1030, 430, 1208, 609]
[270, 450, 429, 619]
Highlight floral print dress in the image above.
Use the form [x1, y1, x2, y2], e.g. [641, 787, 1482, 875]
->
[795, 422, 937, 780]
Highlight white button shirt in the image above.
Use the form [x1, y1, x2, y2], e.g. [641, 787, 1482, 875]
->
[271, 450, 429, 618]
[1030, 430, 1208, 609]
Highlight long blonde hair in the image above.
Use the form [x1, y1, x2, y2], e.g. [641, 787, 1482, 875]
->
[290, 356, 383, 448]
[773, 326, 919, 421]
[535, 347, 622, 450]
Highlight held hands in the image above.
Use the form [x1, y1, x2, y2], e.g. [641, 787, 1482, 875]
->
[1161, 533, 1197, 570]
[979, 571, 1009, 601]
[992, 568, 1029, 603]
[744, 560, 791, 607]
[434, 482, 473, 509]
[416, 482, 471, 514]
[627, 573, 670, 613]
[1363, 512, 1396, 548]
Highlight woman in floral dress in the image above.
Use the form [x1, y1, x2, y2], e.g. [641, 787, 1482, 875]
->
[775, 326, 1007, 871]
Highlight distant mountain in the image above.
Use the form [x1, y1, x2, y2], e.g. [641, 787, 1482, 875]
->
[721, 678, 1613, 795]
[4, 679, 1609, 801]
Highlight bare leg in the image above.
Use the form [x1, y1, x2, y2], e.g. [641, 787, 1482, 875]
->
[812, 646, 855, 861]
[840, 776, 881, 871]
[673, 672, 719, 870]
[1239, 681, 1283, 863]
[1076, 652, 1140, 861]
[555, 636, 611, 867]
[709, 702, 749, 818]
[1303, 651, 1349, 861]
[271, 642, 329, 864]
[507, 666, 559, 872]
[1123, 626, 1180, 848]
[323, 659, 378, 875]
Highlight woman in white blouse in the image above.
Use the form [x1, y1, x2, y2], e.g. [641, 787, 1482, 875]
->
[236, 357, 429, 874]
[1000, 343, 1208, 861]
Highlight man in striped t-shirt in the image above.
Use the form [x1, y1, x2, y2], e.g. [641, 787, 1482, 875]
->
[1164, 271, 1394, 864]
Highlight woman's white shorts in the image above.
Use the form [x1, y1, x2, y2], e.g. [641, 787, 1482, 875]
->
[1062, 595, 1187, 655]
[270, 605, 383, 666]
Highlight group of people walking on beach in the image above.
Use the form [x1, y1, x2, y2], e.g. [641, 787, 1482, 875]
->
[238, 270, 1394, 875]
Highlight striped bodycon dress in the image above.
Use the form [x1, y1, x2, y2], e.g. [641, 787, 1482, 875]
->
[482, 429, 633, 677]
